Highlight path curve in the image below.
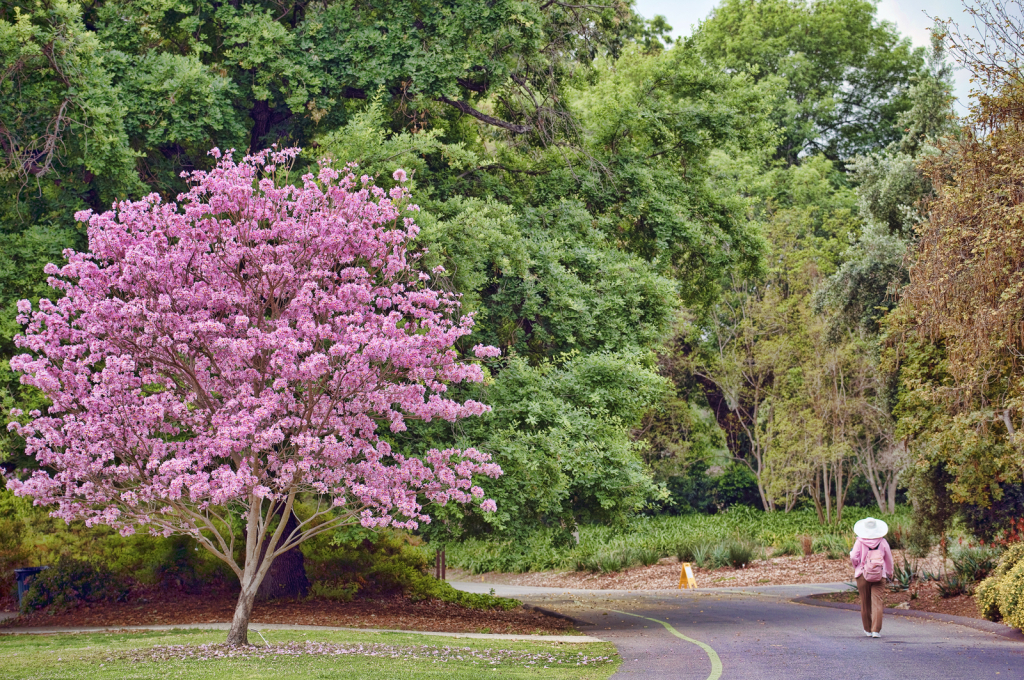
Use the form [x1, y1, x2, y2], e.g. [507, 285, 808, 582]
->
[452, 581, 1024, 679]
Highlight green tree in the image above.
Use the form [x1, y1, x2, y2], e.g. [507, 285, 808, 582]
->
[693, 0, 926, 163]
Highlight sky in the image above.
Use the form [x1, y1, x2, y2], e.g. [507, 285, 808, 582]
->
[633, 0, 981, 111]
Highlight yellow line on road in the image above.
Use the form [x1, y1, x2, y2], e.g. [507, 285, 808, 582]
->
[606, 608, 723, 680]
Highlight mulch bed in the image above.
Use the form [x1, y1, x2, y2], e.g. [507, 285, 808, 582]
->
[810, 580, 982, 619]
[0, 588, 575, 635]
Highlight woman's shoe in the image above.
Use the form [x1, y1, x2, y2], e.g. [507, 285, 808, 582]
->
[863, 630, 872, 637]
[871, 632, 881, 638]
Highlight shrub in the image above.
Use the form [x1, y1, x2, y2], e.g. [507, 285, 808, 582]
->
[676, 541, 696, 563]
[998, 561, 1024, 632]
[992, 543, 1024, 579]
[906, 525, 933, 558]
[711, 543, 730, 569]
[309, 581, 359, 602]
[726, 541, 755, 568]
[972, 543, 1024, 629]
[303, 529, 518, 611]
[691, 542, 714, 569]
[801, 535, 813, 557]
[976, 576, 1002, 621]
[21, 557, 128, 612]
[445, 506, 913, 574]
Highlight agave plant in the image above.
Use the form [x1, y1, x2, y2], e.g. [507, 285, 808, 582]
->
[888, 556, 916, 592]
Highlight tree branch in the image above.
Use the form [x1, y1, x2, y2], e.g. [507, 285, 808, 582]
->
[436, 96, 533, 134]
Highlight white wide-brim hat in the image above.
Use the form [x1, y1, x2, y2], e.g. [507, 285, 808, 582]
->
[854, 517, 889, 539]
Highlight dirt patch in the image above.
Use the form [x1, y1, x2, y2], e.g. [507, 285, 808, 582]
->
[451, 553, 857, 590]
[0, 589, 575, 635]
[810, 580, 982, 619]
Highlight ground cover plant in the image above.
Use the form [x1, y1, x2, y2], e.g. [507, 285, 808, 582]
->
[445, 505, 911, 574]
[0, 629, 619, 680]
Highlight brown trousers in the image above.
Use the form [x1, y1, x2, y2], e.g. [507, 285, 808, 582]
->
[856, 575, 885, 633]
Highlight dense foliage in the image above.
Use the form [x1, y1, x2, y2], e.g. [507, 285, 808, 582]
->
[884, 1, 1024, 540]
[4, 0, 1023, 603]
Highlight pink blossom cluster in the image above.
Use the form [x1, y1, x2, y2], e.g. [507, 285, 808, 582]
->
[7, 148, 501, 535]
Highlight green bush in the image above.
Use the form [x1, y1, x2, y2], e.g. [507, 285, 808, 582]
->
[302, 529, 518, 611]
[691, 542, 715, 569]
[976, 576, 1002, 620]
[972, 543, 1024, 628]
[998, 561, 1024, 632]
[576, 546, 658, 573]
[710, 543, 730, 569]
[906, 525, 934, 558]
[726, 540, 755, 568]
[992, 543, 1024, 579]
[676, 541, 697, 563]
[21, 557, 129, 613]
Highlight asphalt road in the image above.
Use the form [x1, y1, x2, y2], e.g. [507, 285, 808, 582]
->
[452, 583, 1024, 679]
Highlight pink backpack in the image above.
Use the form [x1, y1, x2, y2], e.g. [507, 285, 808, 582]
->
[863, 543, 886, 582]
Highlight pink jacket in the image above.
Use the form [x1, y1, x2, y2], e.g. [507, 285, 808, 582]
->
[849, 537, 893, 579]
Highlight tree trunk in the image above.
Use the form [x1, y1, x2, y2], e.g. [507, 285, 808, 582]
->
[256, 510, 309, 601]
[226, 575, 260, 646]
[225, 499, 291, 646]
[250, 100, 272, 153]
[886, 475, 897, 514]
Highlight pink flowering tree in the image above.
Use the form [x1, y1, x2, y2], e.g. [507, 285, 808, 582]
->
[6, 148, 502, 646]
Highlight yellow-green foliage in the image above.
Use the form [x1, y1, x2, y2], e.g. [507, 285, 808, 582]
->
[993, 543, 1024, 579]
[976, 576, 1002, 621]
[974, 543, 1024, 628]
[998, 561, 1024, 631]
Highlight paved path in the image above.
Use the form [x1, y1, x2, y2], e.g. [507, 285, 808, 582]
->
[451, 582, 1024, 679]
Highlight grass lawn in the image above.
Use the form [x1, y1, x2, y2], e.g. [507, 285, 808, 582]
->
[0, 629, 619, 680]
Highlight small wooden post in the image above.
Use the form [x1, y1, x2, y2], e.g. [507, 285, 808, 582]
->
[441, 548, 447, 581]
[435, 549, 441, 580]
[678, 562, 696, 589]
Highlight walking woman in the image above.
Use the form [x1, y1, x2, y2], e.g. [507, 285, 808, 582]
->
[850, 517, 893, 638]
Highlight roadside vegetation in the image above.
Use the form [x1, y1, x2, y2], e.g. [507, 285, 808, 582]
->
[446, 506, 912, 574]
